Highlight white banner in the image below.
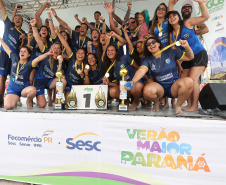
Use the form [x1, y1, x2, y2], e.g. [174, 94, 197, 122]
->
[0, 112, 225, 185]
[194, 0, 226, 80]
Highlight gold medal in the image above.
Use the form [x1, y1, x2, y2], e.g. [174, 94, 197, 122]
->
[159, 32, 163, 37]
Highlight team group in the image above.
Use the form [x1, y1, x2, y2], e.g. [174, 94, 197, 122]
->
[0, 0, 209, 114]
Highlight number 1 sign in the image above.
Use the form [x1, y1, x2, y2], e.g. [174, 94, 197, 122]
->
[70, 85, 108, 110]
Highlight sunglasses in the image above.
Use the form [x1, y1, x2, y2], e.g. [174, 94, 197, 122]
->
[129, 21, 136, 24]
[182, 5, 192, 10]
[157, 7, 166, 11]
[146, 40, 157, 46]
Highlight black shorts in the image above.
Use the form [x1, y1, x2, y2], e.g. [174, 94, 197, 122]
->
[181, 50, 208, 69]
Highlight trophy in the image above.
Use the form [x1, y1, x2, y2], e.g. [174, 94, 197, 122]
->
[119, 68, 128, 111]
[67, 88, 78, 109]
[54, 71, 64, 110]
[95, 86, 107, 109]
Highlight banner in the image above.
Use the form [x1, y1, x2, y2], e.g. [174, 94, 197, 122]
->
[194, 0, 226, 80]
[0, 112, 225, 185]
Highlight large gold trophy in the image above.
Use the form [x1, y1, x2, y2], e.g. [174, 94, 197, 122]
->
[54, 71, 64, 110]
[67, 88, 78, 109]
[119, 68, 128, 111]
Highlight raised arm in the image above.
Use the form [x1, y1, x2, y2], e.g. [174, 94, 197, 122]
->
[0, 0, 7, 19]
[0, 37, 11, 55]
[110, 31, 126, 47]
[74, 14, 82, 25]
[47, 12, 56, 39]
[122, 2, 132, 25]
[105, 3, 121, 35]
[179, 39, 194, 61]
[30, 19, 45, 53]
[11, 4, 22, 23]
[26, 33, 33, 49]
[35, 2, 51, 28]
[32, 50, 53, 67]
[195, 22, 209, 35]
[51, 8, 72, 34]
[168, 0, 179, 11]
[186, 0, 210, 27]
[123, 26, 133, 54]
[82, 17, 97, 31]
[100, 16, 106, 33]
[54, 26, 72, 57]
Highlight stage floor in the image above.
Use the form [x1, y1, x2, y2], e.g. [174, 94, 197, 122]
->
[0, 98, 223, 120]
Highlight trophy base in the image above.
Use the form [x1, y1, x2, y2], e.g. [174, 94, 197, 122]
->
[118, 104, 128, 112]
[67, 107, 77, 110]
[54, 103, 63, 110]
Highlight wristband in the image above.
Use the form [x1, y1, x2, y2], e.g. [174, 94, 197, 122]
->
[48, 18, 52, 21]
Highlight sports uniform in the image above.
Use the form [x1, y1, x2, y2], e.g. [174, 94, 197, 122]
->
[154, 19, 169, 47]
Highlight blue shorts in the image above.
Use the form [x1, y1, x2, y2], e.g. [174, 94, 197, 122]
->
[65, 85, 71, 93]
[162, 86, 174, 98]
[7, 82, 31, 97]
[0, 50, 11, 76]
[34, 78, 54, 96]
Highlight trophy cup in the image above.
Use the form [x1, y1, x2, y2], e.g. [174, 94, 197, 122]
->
[119, 68, 128, 111]
[54, 71, 64, 110]
[67, 88, 78, 109]
[95, 86, 107, 109]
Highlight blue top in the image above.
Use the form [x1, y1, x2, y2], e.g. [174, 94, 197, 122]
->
[66, 53, 84, 86]
[171, 23, 205, 55]
[30, 38, 50, 60]
[141, 49, 184, 88]
[154, 19, 169, 47]
[91, 44, 98, 57]
[9, 51, 33, 86]
[89, 61, 104, 85]
[71, 30, 91, 54]
[0, 15, 26, 55]
[34, 56, 64, 80]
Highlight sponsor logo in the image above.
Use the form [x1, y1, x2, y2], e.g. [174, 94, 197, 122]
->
[84, 87, 93, 92]
[66, 132, 101, 151]
[165, 58, 171, 64]
[183, 34, 189, 40]
[197, 0, 224, 15]
[152, 64, 156, 70]
[212, 14, 223, 21]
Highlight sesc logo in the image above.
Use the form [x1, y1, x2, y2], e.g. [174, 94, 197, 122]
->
[66, 132, 101, 151]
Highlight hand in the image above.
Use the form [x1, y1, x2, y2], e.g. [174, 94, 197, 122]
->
[147, 78, 153, 83]
[87, 41, 92, 48]
[44, 2, 51, 8]
[30, 19, 37, 27]
[84, 68, 89, 76]
[58, 56, 63, 64]
[48, 49, 54, 55]
[51, 8, 57, 17]
[80, 72, 84, 79]
[62, 54, 68, 60]
[74, 14, 78, 19]
[82, 17, 87, 22]
[178, 66, 185, 77]
[110, 31, 117, 37]
[106, 33, 111, 39]
[127, 2, 132, 9]
[194, 0, 204, 4]
[20, 34, 26, 41]
[103, 76, 109, 85]
[169, 0, 179, 5]
[54, 26, 59, 34]
[99, 16, 105, 22]
[28, 33, 33, 40]
[47, 12, 52, 18]
[179, 39, 189, 48]
[15, 4, 22, 10]
[104, 3, 115, 14]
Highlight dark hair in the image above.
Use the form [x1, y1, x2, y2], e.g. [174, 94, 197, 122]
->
[150, 3, 168, 35]
[167, 11, 183, 45]
[39, 26, 52, 49]
[14, 15, 23, 22]
[75, 48, 86, 59]
[102, 44, 121, 82]
[132, 41, 144, 66]
[20, 46, 32, 60]
[94, 11, 101, 16]
[81, 23, 88, 30]
[75, 25, 80, 30]
[135, 12, 140, 16]
[60, 31, 72, 47]
[91, 30, 103, 61]
[85, 53, 100, 79]
[144, 37, 163, 57]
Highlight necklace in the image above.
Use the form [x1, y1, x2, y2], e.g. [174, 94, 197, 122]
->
[157, 20, 164, 37]
[173, 25, 180, 42]
[79, 36, 86, 48]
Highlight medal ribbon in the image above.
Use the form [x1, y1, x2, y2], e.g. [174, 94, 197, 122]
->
[105, 60, 116, 75]
[75, 60, 84, 73]
[79, 36, 86, 48]
[157, 21, 164, 34]
[16, 61, 27, 79]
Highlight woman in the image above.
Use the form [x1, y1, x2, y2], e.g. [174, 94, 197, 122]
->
[84, 53, 104, 85]
[102, 44, 143, 111]
[87, 29, 102, 60]
[166, 0, 209, 111]
[55, 26, 86, 100]
[125, 37, 194, 114]
[0, 38, 37, 110]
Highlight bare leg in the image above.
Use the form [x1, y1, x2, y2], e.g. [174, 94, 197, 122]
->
[47, 89, 53, 106]
[37, 94, 47, 108]
[171, 77, 193, 114]
[0, 75, 6, 97]
[143, 82, 164, 112]
[185, 66, 205, 111]
[160, 97, 169, 109]
[21, 86, 37, 109]
[180, 69, 191, 110]
[109, 86, 120, 99]
[4, 94, 20, 110]
[171, 98, 176, 108]
[129, 81, 143, 111]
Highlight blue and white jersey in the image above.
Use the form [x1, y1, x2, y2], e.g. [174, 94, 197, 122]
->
[154, 19, 169, 47]
[141, 49, 184, 87]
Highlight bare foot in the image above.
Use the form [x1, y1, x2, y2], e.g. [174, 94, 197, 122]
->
[26, 98, 33, 109]
[152, 101, 160, 112]
[183, 106, 198, 112]
[160, 103, 169, 109]
[128, 102, 139, 111]
[146, 101, 152, 109]
[182, 105, 190, 111]
[175, 106, 183, 114]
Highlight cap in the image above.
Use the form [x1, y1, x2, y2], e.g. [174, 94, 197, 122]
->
[182, 0, 193, 7]
[165, 10, 181, 19]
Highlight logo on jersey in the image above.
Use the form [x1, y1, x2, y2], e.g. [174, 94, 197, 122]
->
[13, 62, 17, 67]
[152, 64, 156, 70]
[10, 27, 14, 31]
[183, 34, 189, 40]
[120, 64, 125, 68]
[165, 58, 171, 64]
